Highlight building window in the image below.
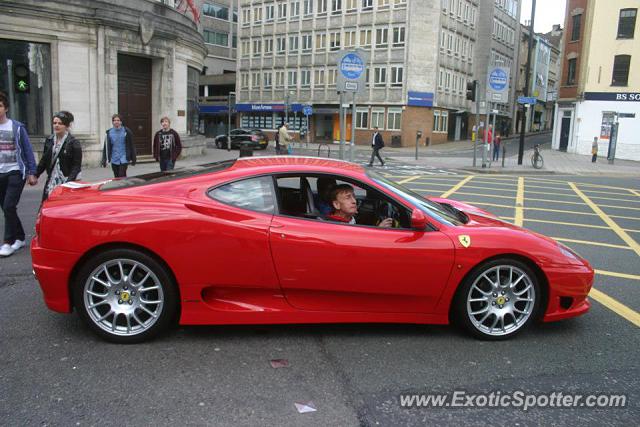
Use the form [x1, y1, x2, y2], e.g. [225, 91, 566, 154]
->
[277, 37, 286, 54]
[371, 108, 385, 129]
[276, 71, 285, 87]
[291, 1, 301, 17]
[303, 0, 313, 15]
[346, 0, 358, 12]
[253, 6, 263, 23]
[302, 34, 313, 52]
[252, 72, 260, 88]
[265, 3, 275, 21]
[374, 67, 386, 87]
[242, 9, 251, 26]
[328, 69, 337, 86]
[203, 30, 229, 47]
[264, 72, 273, 88]
[314, 69, 325, 86]
[377, 0, 390, 8]
[202, 3, 230, 20]
[289, 35, 299, 53]
[332, 0, 342, 14]
[433, 110, 448, 133]
[611, 55, 631, 86]
[387, 108, 401, 130]
[252, 39, 262, 57]
[241, 40, 250, 56]
[318, 0, 328, 14]
[360, 29, 372, 47]
[617, 9, 637, 39]
[264, 38, 274, 55]
[392, 27, 405, 46]
[278, 2, 287, 19]
[288, 70, 298, 87]
[0, 39, 52, 136]
[375, 28, 389, 48]
[301, 70, 311, 87]
[566, 58, 577, 85]
[571, 14, 581, 41]
[356, 108, 369, 129]
[330, 32, 341, 51]
[241, 73, 249, 89]
[362, 0, 373, 10]
[187, 66, 199, 135]
[316, 33, 327, 51]
[390, 66, 403, 87]
[344, 30, 356, 47]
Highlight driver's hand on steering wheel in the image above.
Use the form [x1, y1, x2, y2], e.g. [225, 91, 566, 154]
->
[378, 218, 393, 228]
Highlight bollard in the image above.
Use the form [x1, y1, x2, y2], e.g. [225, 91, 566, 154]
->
[502, 144, 506, 167]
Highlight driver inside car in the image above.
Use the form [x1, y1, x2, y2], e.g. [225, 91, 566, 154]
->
[325, 184, 393, 227]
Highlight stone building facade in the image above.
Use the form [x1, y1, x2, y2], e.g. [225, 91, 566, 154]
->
[0, 0, 207, 165]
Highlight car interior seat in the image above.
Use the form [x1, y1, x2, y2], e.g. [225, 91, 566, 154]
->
[301, 177, 319, 217]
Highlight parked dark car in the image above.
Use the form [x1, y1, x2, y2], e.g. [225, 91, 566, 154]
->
[214, 129, 269, 150]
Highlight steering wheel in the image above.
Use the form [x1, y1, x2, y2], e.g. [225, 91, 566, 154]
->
[377, 202, 400, 228]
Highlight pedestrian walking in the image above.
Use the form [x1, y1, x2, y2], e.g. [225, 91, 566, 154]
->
[0, 91, 38, 257]
[101, 113, 136, 177]
[153, 116, 182, 171]
[592, 137, 598, 163]
[36, 111, 82, 202]
[493, 133, 501, 161]
[368, 126, 385, 167]
[278, 123, 293, 155]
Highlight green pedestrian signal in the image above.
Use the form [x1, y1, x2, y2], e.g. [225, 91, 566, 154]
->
[17, 80, 28, 91]
[13, 64, 30, 93]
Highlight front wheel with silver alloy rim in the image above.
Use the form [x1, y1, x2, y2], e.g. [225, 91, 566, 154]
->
[452, 258, 541, 340]
[73, 248, 178, 343]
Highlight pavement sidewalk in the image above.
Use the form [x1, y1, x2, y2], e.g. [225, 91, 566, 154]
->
[71, 132, 639, 183]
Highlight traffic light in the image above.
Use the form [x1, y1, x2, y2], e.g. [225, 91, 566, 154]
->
[13, 64, 30, 93]
[466, 80, 477, 101]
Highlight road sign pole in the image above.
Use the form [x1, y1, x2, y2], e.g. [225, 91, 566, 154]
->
[483, 101, 489, 168]
[350, 92, 356, 162]
[519, 0, 536, 165]
[490, 108, 497, 167]
[339, 91, 345, 160]
[473, 84, 479, 167]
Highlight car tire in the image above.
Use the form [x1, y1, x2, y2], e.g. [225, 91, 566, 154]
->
[215, 140, 221, 149]
[73, 248, 178, 343]
[452, 258, 541, 340]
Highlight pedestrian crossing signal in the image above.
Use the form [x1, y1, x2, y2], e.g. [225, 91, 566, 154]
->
[466, 80, 477, 102]
[14, 64, 30, 93]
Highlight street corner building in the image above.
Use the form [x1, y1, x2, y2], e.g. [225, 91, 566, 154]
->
[0, 0, 207, 166]
[235, 0, 521, 147]
[553, 0, 640, 161]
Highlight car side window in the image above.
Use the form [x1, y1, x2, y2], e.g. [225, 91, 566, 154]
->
[209, 176, 275, 213]
[274, 174, 412, 228]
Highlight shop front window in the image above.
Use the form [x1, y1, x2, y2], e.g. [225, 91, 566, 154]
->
[0, 39, 52, 136]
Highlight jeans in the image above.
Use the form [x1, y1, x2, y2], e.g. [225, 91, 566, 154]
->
[0, 171, 26, 244]
[111, 163, 128, 178]
[160, 159, 175, 171]
[369, 147, 384, 166]
[493, 146, 500, 161]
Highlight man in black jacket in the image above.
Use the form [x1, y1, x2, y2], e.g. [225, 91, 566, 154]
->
[101, 114, 136, 177]
[368, 126, 385, 167]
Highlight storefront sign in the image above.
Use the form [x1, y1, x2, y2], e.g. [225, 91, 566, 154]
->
[585, 92, 640, 102]
[235, 103, 305, 112]
[407, 91, 434, 107]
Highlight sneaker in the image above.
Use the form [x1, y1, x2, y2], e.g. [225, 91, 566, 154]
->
[0, 243, 15, 257]
[11, 240, 25, 251]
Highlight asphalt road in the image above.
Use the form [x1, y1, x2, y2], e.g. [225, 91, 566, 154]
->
[1, 165, 638, 426]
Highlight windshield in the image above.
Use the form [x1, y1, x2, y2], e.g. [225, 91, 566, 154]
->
[368, 171, 462, 226]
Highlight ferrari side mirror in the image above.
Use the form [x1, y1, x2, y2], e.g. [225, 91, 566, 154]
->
[411, 208, 428, 230]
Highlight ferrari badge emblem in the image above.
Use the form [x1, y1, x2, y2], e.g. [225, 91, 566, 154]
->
[458, 235, 471, 248]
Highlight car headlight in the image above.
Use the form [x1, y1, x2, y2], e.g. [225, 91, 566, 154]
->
[558, 243, 583, 262]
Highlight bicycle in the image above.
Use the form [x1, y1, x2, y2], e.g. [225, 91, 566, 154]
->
[531, 144, 544, 169]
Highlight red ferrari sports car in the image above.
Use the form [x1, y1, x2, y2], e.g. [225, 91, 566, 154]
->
[32, 157, 593, 343]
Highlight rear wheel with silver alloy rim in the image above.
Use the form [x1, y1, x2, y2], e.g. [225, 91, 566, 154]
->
[73, 248, 177, 343]
[453, 258, 541, 340]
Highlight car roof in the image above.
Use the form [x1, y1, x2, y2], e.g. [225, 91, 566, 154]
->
[230, 156, 365, 174]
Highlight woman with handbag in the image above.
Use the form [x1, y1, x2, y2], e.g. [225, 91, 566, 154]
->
[36, 111, 82, 201]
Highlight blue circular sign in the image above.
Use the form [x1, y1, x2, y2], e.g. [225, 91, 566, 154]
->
[489, 68, 508, 91]
[340, 53, 365, 79]
[303, 106, 313, 116]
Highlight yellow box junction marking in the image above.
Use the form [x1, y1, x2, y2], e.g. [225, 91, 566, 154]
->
[596, 269, 640, 281]
[441, 175, 474, 198]
[589, 288, 640, 328]
[630, 189, 640, 197]
[570, 182, 640, 258]
[397, 175, 423, 185]
[553, 237, 632, 250]
[515, 177, 525, 227]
